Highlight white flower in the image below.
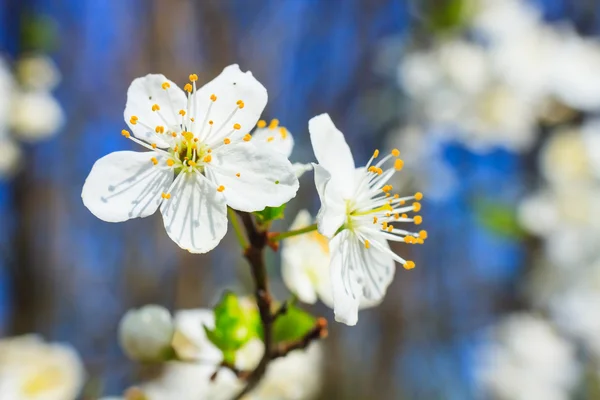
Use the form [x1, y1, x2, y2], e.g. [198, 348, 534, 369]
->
[281, 210, 333, 306]
[81, 65, 299, 253]
[118, 305, 175, 362]
[11, 91, 64, 142]
[475, 313, 579, 400]
[15, 54, 61, 91]
[0, 139, 22, 178]
[309, 113, 425, 325]
[137, 308, 323, 400]
[0, 335, 85, 400]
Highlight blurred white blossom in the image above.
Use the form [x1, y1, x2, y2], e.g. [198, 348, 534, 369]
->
[11, 91, 64, 142]
[118, 305, 175, 362]
[475, 313, 579, 400]
[15, 54, 60, 92]
[0, 139, 22, 178]
[0, 335, 85, 400]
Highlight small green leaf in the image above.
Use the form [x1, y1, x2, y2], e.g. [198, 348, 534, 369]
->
[273, 303, 316, 344]
[474, 198, 525, 239]
[254, 204, 286, 224]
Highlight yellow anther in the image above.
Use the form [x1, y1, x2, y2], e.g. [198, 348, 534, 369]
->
[151, 143, 157, 149]
[161, 192, 171, 199]
[386, 193, 391, 197]
[394, 159, 404, 171]
[155, 126, 165, 134]
[217, 185, 225, 192]
[386, 212, 391, 217]
[279, 127, 288, 139]
[189, 74, 198, 82]
[414, 192, 423, 201]
[171, 132, 177, 138]
[162, 82, 171, 90]
[373, 149, 380, 158]
[151, 104, 160, 112]
[191, 143, 197, 150]
[129, 116, 138, 125]
[414, 216, 423, 225]
[419, 230, 428, 239]
[203, 155, 212, 163]
[257, 120, 267, 128]
[368, 166, 377, 173]
[243, 134, 252, 141]
[236, 172, 241, 177]
[416, 238, 424, 245]
[191, 117, 195, 122]
[121, 129, 130, 138]
[166, 159, 175, 167]
[151, 157, 158, 165]
[233, 123, 241, 130]
[364, 240, 370, 249]
[373, 216, 378, 224]
[188, 160, 197, 167]
[179, 109, 186, 116]
[394, 194, 399, 199]
[401, 213, 408, 218]
[184, 83, 192, 92]
[404, 261, 416, 270]
[387, 226, 394, 232]
[224, 138, 231, 144]
[208, 149, 212, 153]
[376, 167, 383, 175]
[382, 185, 393, 192]
[404, 236, 413, 244]
[208, 120, 213, 126]
[382, 221, 388, 230]
[394, 213, 399, 220]
[267, 136, 275, 142]
[236, 100, 245, 109]
[391, 148, 400, 157]
[210, 94, 217, 102]
[269, 119, 279, 129]
[413, 202, 421, 212]
[400, 200, 406, 205]
[183, 131, 194, 141]
[194, 138, 199, 142]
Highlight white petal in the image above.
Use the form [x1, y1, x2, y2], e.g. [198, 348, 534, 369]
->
[124, 74, 187, 147]
[82, 151, 173, 223]
[160, 172, 228, 253]
[191, 65, 267, 145]
[309, 113, 356, 197]
[329, 231, 362, 326]
[313, 164, 346, 238]
[207, 142, 299, 212]
[251, 127, 294, 158]
[293, 162, 313, 178]
[356, 233, 395, 307]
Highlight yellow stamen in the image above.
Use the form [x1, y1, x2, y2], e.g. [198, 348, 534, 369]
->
[162, 82, 170, 90]
[151, 104, 160, 112]
[382, 221, 388, 230]
[404, 261, 416, 270]
[166, 159, 175, 167]
[209, 120, 214, 125]
[364, 240, 370, 249]
[416, 238, 424, 244]
[179, 109, 186, 116]
[171, 132, 177, 138]
[391, 148, 400, 157]
[419, 230, 428, 239]
[269, 119, 279, 129]
[236, 173, 241, 177]
[151, 143, 157, 149]
[155, 126, 164, 133]
[414, 216, 423, 225]
[233, 123, 241, 130]
[394, 159, 404, 171]
[183, 131, 194, 141]
[401, 213, 408, 219]
[217, 185, 225, 192]
[224, 138, 231, 144]
[267, 136, 274, 142]
[414, 192, 423, 201]
[243, 134, 251, 141]
[189, 74, 198, 82]
[257, 120, 267, 128]
[129, 116, 138, 125]
[413, 202, 421, 212]
[373, 149, 380, 158]
[373, 216, 378, 224]
[188, 160, 197, 167]
[151, 157, 158, 165]
[404, 236, 413, 244]
[203, 155, 212, 163]
[236, 100, 245, 109]
[394, 213, 399, 219]
[279, 127, 288, 139]
[210, 94, 217, 102]
[121, 129, 130, 138]
[161, 192, 171, 199]
[184, 83, 192, 92]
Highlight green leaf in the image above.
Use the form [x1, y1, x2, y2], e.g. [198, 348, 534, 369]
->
[204, 292, 262, 357]
[273, 303, 316, 344]
[474, 198, 525, 239]
[20, 14, 59, 52]
[254, 204, 286, 224]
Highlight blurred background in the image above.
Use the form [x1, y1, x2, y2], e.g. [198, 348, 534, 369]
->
[2, 0, 600, 398]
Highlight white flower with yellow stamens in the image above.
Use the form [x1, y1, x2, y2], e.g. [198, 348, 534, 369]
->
[82, 65, 299, 253]
[309, 113, 425, 326]
[281, 210, 333, 306]
[252, 118, 312, 178]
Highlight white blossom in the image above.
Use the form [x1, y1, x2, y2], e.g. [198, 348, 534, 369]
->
[81, 65, 299, 253]
[281, 210, 333, 306]
[0, 335, 85, 400]
[118, 305, 175, 362]
[0, 139, 22, 178]
[309, 113, 425, 325]
[15, 54, 60, 92]
[11, 91, 64, 142]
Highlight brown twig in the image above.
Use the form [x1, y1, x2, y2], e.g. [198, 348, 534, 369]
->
[231, 212, 328, 400]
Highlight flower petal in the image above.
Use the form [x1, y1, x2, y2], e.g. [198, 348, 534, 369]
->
[160, 172, 228, 254]
[293, 162, 313, 178]
[82, 151, 173, 223]
[191, 65, 267, 146]
[328, 231, 362, 326]
[309, 113, 356, 197]
[207, 142, 299, 212]
[124, 74, 187, 147]
[355, 233, 396, 307]
[251, 126, 294, 158]
[313, 164, 346, 238]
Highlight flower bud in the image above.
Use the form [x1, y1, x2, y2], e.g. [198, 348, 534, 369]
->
[118, 305, 175, 362]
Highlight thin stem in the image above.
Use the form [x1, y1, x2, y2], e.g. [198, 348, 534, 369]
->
[227, 207, 248, 249]
[269, 223, 318, 242]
